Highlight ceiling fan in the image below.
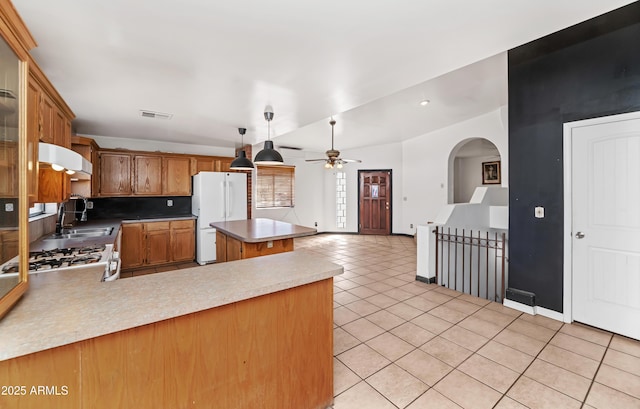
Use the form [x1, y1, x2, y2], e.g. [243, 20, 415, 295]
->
[306, 118, 361, 169]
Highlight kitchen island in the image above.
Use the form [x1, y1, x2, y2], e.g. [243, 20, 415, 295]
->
[0, 251, 340, 409]
[211, 218, 317, 262]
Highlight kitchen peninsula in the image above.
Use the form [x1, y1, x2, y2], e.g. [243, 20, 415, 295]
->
[0, 251, 341, 409]
[212, 218, 317, 262]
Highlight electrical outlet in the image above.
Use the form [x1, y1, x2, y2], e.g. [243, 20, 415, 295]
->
[534, 206, 544, 218]
[314, 221, 318, 227]
[410, 223, 414, 229]
[5, 203, 13, 212]
[267, 240, 274, 249]
[167, 199, 173, 207]
[86, 201, 94, 209]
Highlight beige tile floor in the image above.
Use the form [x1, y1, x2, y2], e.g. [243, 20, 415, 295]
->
[296, 234, 640, 409]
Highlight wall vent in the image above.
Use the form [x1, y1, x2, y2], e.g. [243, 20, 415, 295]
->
[139, 110, 173, 120]
[0, 89, 17, 99]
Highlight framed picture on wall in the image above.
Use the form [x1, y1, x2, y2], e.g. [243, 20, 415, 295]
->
[482, 161, 501, 184]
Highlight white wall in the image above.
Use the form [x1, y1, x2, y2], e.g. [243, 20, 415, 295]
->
[402, 107, 508, 235]
[252, 141, 404, 234]
[252, 152, 325, 230]
[454, 154, 501, 203]
[330, 142, 404, 233]
[87, 134, 235, 157]
[86, 107, 507, 238]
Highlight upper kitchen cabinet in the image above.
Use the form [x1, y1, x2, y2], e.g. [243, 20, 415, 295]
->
[70, 135, 99, 198]
[133, 154, 162, 195]
[98, 152, 132, 196]
[28, 57, 75, 204]
[26, 77, 39, 205]
[96, 148, 234, 197]
[194, 156, 234, 173]
[162, 156, 191, 196]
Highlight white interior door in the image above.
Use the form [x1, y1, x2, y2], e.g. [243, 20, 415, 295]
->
[572, 114, 640, 340]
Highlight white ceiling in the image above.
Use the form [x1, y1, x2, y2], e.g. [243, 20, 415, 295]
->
[13, 0, 635, 154]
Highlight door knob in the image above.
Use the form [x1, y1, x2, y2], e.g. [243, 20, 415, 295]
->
[575, 232, 586, 239]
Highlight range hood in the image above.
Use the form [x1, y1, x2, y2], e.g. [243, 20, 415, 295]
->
[38, 143, 92, 177]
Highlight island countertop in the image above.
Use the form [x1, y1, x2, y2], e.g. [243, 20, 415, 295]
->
[0, 250, 342, 361]
[210, 218, 317, 243]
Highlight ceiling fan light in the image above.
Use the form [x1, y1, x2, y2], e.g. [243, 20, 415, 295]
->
[255, 140, 284, 165]
[230, 150, 254, 170]
[324, 162, 332, 169]
[336, 162, 343, 169]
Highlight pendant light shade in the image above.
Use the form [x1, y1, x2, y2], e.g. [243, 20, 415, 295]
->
[254, 105, 284, 165]
[230, 127, 254, 170]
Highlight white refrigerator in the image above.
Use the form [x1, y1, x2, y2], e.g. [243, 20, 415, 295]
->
[192, 172, 248, 264]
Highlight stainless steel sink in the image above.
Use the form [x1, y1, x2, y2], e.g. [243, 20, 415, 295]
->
[60, 227, 114, 235]
[45, 227, 113, 240]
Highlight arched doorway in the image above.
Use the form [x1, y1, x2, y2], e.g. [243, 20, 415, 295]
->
[448, 138, 501, 203]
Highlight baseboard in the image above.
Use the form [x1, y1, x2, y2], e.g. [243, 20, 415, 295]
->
[316, 231, 415, 238]
[503, 299, 565, 323]
[415, 275, 436, 284]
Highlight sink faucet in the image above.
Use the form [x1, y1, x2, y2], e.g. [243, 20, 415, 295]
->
[56, 203, 65, 234]
[71, 194, 88, 222]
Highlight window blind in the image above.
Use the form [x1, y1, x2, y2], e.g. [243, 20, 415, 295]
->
[256, 165, 295, 208]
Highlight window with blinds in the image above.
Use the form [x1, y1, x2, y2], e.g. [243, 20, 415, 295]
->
[256, 165, 295, 208]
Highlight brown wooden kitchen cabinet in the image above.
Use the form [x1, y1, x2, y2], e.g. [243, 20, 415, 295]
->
[28, 66, 75, 204]
[146, 222, 172, 266]
[26, 77, 40, 205]
[99, 152, 132, 196]
[162, 156, 191, 195]
[121, 223, 145, 268]
[133, 154, 162, 195]
[170, 219, 196, 262]
[0, 142, 18, 198]
[39, 93, 55, 144]
[71, 135, 100, 198]
[121, 219, 195, 269]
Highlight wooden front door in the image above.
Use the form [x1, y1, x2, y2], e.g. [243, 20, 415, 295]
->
[359, 170, 391, 235]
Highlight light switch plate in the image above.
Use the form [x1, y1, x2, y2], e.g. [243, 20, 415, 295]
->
[167, 199, 173, 207]
[535, 206, 544, 218]
[5, 203, 13, 212]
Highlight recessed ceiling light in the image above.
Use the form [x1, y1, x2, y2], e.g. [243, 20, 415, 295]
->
[419, 99, 430, 106]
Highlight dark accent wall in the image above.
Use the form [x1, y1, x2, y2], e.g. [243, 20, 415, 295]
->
[508, 1, 640, 312]
[86, 197, 192, 220]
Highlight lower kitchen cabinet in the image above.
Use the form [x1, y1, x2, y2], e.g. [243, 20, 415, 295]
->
[121, 219, 195, 270]
[171, 220, 196, 262]
[146, 222, 171, 266]
[120, 223, 145, 268]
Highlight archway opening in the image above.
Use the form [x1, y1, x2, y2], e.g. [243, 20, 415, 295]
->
[448, 138, 501, 203]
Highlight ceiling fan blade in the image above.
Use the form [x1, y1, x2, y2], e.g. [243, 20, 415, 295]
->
[341, 158, 362, 163]
[305, 159, 328, 162]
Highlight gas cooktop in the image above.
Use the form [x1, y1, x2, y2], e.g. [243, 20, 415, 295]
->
[2, 245, 107, 274]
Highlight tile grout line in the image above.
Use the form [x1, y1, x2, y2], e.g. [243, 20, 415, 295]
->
[579, 334, 613, 409]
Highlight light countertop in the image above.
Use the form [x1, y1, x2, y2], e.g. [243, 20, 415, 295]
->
[210, 218, 317, 243]
[0, 250, 342, 361]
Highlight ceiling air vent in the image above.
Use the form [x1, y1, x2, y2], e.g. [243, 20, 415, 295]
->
[139, 110, 173, 120]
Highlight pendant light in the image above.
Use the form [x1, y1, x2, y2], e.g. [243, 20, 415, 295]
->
[229, 127, 254, 170]
[254, 105, 283, 165]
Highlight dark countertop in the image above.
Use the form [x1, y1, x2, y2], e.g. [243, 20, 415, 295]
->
[30, 215, 196, 251]
[210, 218, 317, 243]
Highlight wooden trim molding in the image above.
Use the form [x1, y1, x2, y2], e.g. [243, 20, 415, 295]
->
[0, 0, 37, 55]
